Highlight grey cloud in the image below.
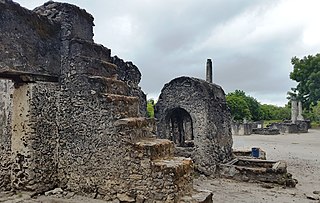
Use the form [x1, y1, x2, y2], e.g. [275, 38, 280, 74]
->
[16, 0, 316, 106]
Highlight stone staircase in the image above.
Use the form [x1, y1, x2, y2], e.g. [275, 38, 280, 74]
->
[70, 38, 212, 202]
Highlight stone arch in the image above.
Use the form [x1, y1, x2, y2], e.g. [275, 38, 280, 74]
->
[166, 107, 194, 147]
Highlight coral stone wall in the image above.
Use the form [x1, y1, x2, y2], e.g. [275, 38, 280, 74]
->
[0, 0, 60, 77]
[0, 1, 195, 202]
[0, 80, 13, 191]
[10, 82, 59, 192]
[155, 76, 233, 174]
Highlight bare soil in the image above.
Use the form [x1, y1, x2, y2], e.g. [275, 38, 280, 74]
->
[194, 129, 320, 203]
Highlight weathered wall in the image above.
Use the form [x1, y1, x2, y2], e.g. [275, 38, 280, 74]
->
[11, 82, 59, 192]
[155, 76, 233, 175]
[0, 80, 13, 190]
[0, 0, 60, 77]
[0, 1, 197, 201]
[112, 56, 147, 116]
[33, 1, 94, 42]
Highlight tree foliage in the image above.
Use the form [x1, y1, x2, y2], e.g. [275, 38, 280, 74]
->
[260, 104, 290, 121]
[226, 90, 290, 121]
[290, 54, 320, 109]
[226, 93, 251, 121]
[304, 101, 320, 122]
[147, 99, 155, 118]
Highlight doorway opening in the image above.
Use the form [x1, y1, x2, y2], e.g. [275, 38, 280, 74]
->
[167, 108, 194, 147]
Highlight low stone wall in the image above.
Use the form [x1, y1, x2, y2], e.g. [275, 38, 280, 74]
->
[219, 158, 297, 187]
[231, 122, 252, 135]
[268, 121, 309, 134]
[252, 128, 280, 135]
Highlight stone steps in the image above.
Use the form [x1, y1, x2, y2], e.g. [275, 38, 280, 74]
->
[102, 94, 140, 119]
[70, 39, 112, 62]
[134, 137, 174, 160]
[114, 117, 155, 130]
[150, 157, 194, 201]
[79, 56, 118, 78]
[114, 117, 156, 141]
[152, 157, 193, 179]
[104, 93, 138, 104]
[88, 76, 129, 95]
[70, 43, 202, 201]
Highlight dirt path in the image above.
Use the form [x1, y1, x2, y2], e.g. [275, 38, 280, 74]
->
[195, 129, 320, 203]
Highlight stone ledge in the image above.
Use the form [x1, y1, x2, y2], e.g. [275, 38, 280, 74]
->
[114, 117, 154, 128]
[103, 94, 138, 104]
[152, 157, 193, 178]
[134, 137, 174, 160]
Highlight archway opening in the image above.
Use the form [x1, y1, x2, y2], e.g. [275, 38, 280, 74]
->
[167, 108, 194, 147]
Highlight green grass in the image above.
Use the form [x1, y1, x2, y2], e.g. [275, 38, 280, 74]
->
[263, 120, 282, 128]
[311, 121, 320, 129]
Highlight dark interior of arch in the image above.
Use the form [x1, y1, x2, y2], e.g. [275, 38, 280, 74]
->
[167, 108, 194, 147]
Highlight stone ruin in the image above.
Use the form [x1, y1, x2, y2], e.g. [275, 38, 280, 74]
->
[155, 59, 233, 175]
[0, 1, 214, 202]
[257, 99, 309, 134]
[232, 99, 310, 136]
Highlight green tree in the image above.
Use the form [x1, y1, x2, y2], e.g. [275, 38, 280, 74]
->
[147, 99, 155, 118]
[290, 54, 320, 109]
[226, 93, 251, 121]
[244, 96, 263, 121]
[305, 101, 320, 122]
[260, 104, 290, 120]
[226, 90, 262, 121]
[277, 105, 291, 120]
[227, 90, 289, 121]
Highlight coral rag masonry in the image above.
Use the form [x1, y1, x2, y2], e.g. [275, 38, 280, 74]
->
[0, 0, 212, 202]
[155, 76, 233, 175]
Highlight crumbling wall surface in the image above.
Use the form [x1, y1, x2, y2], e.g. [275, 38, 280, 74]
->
[56, 39, 192, 201]
[33, 1, 94, 42]
[11, 82, 59, 192]
[0, 80, 13, 191]
[0, 0, 60, 77]
[0, 1, 196, 201]
[111, 56, 147, 116]
[155, 76, 233, 175]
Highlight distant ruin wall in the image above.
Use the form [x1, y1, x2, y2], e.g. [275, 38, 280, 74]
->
[231, 122, 252, 135]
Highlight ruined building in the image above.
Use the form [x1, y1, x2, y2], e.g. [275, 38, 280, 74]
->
[0, 1, 212, 202]
[155, 59, 233, 175]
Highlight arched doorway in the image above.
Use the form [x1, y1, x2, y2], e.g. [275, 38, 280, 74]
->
[167, 108, 194, 147]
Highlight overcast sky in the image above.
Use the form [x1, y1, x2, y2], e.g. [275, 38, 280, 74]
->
[16, 0, 320, 106]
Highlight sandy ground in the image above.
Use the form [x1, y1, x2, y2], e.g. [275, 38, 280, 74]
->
[194, 128, 320, 203]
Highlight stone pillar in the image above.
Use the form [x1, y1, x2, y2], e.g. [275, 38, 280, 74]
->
[291, 99, 298, 123]
[297, 101, 304, 121]
[206, 59, 212, 83]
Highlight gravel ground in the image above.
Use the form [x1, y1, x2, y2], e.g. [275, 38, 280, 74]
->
[194, 128, 320, 203]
